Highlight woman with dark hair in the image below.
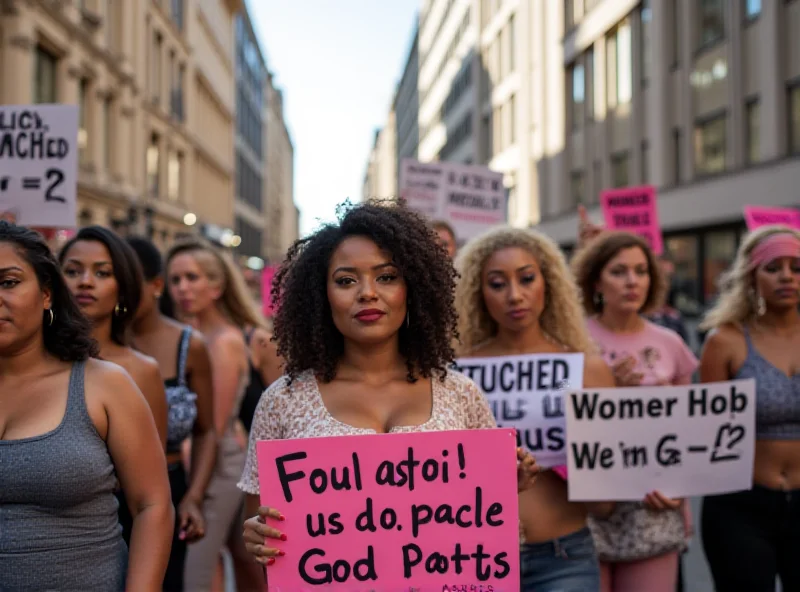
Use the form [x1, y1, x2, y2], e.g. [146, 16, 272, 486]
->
[571, 231, 698, 592]
[0, 222, 173, 590]
[59, 226, 169, 546]
[127, 235, 218, 591]
[238, 200, 539, 580]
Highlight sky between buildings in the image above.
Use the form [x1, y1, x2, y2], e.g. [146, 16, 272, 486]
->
[248, 0, 419, 237]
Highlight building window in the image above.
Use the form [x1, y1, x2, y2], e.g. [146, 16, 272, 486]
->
[152, 32, 163, 103]
[611, 152, 630, 188]
[790, 85, 800, 155]
[698, 0, 725, 49]
[703, 230, 738, 303]
[34, 45, 58, 103]
[664, 235, 701, 314]
[672, 0, 681, 68]
[147, 133, 160, 196]
[509, 94, 516, 144]
[103, 97, 112, 172]
[607, 21, 632, 109]
[570, 63, 585, 130]
[171, 0, 184, 30]
[744, 0, 761, 20]
[641, 141, 650, 183]
[586, 48, 595, 121]
[570, 170, 585, 205]
[508, 14, 515, 73]
[694, 113, 727, 176]
[78, 79, 89, 164]
[641, 0, 651, 86]
[746, 98, 760, 165]
[168, 150, 182, 201]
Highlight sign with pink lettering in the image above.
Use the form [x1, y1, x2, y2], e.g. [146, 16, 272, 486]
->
[256, 429, 520, 592]
[744, 206, 800, 231]
[261, 265, 278, 318]
[600, 185, 663, 255]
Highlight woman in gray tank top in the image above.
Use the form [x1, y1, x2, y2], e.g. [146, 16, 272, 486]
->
[0, 222, 174, 591]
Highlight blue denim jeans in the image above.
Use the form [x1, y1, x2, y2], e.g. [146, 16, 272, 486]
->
[520, 526, 601, 592]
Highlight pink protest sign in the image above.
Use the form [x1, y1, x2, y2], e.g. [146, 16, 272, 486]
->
[744, 206, 800, 231]
[256, 429, 520, 592]
[261, 265, 278, 318]
[600, 185, 663, 255]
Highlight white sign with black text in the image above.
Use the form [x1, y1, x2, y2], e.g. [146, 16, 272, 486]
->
[398, 158, 507, 244]
[454, 353, 585, 467]
[565, 380, 756, 501]
[0, 104, 78, 227]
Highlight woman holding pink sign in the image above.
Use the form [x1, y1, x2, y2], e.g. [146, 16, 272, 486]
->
[455, 226, 616, 592]
[237, 200, 540, 582]
[571, 231, 698, 592]
[698, 225, 800, 592]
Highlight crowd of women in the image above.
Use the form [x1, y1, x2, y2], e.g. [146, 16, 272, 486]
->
[0, 197, 797, 592]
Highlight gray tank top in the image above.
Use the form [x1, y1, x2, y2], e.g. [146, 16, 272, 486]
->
[736, 327, 800, 439]
[0, 361, 127, 591]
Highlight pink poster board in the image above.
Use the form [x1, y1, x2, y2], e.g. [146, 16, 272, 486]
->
[744, 206, 800, 231]
[261, 265, 278, 318]
[600, 185, 664, 255]
[256, 429, 521, 592]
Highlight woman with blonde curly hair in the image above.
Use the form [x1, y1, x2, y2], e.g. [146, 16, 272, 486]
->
[571, 231, 698, 592]
[455, 226, 615, 592]
[697, 225, 800, 592]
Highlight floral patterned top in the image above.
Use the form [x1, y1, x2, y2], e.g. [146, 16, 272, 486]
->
[237, 369, 497, 495]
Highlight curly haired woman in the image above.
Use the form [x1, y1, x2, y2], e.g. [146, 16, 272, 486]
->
[698, 225, 800, 592]
[237, 200, 539, 584]
[571, 231, 698, 592]
[455, 226, 615, 592]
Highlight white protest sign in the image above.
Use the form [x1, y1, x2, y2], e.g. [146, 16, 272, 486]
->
[454, 354, 585, 467]
[565, 379, 756, 501]
[399, 158, 507, 243]
[0, 104, 78, 227]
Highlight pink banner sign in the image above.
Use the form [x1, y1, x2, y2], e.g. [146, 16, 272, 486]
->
[744, 206, 800, 231]
[600, 185, 663, 255]
[261, 265, 278, 318]
[256, 429, 521, 592]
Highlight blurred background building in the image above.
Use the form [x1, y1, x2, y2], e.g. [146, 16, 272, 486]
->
[366, 0, 800, 322]
[0, 0, 298, 261]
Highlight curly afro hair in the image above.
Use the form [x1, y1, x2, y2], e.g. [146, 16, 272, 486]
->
[272, 199, 459, 383]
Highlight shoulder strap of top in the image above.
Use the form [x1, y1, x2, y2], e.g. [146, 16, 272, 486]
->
[741, 324, 754, 352]
[66, 360, 87, 419]
[177, 327, 192, 387]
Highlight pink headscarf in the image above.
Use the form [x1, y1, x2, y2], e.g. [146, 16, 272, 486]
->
[748, 232, 800, 270]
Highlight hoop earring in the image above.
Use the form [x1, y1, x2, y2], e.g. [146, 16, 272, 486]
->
[47, 308, 54, 326]
[114, 303, 127, 316]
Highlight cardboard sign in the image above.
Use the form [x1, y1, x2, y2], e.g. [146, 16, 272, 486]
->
[399, 158, 507, 244]
[0, 105, 78, 227]
[256, 429, 521, 592]
[744, 205, 800, 231]
[565, 380, 756, 501]
[454, 354, 584, 468]
[600, 185, 663, 255]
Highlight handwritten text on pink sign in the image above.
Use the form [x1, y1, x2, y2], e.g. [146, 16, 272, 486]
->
[744, 206, 800, 231]
[600, 185, 664, 255]
[256, 429, 520, 591]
